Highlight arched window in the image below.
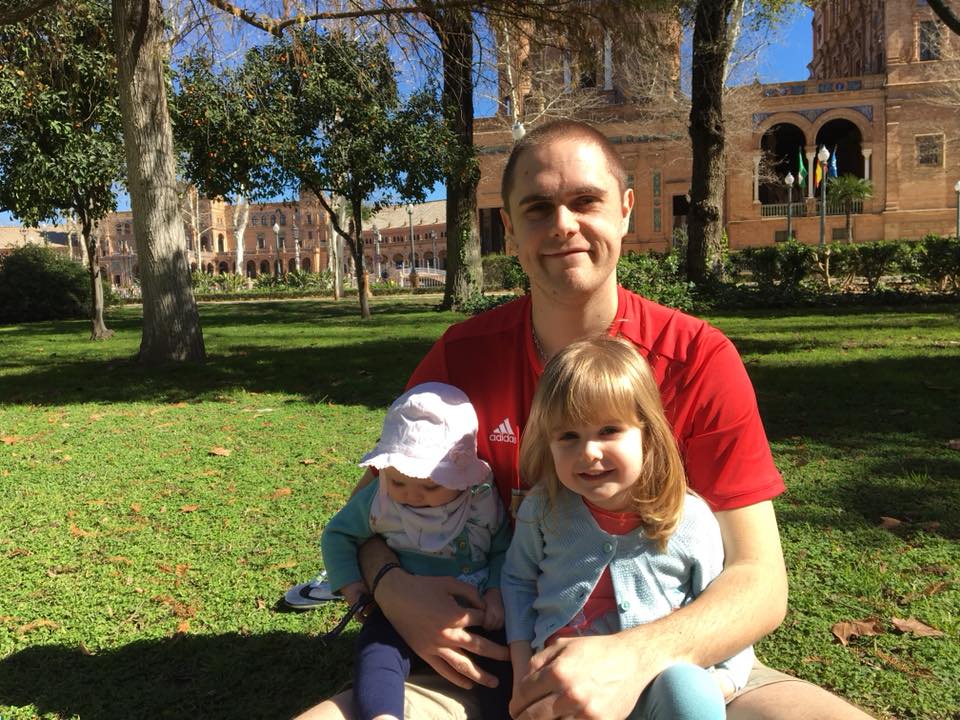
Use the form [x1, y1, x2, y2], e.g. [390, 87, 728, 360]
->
[217, 234, 225, 252]
[260, 260, 270, 275]
[246, 260, 257, 278]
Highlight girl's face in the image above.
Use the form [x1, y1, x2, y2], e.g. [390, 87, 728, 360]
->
[549, 417, 643, 512]
[381, 466, 461, 508]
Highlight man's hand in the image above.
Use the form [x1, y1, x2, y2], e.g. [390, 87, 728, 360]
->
[374, 567, 510, 689]
[482, 588, 504, 631]
[510, 632, 664, 720]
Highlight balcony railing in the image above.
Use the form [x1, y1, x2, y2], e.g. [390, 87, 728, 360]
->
[760, 199, 863, 217]
[760, 202, 808, 218]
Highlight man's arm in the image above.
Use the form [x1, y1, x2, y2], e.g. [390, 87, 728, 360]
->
[511, 501, 787, 720]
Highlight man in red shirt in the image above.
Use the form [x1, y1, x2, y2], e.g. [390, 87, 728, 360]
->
[298, 120, 873, 719]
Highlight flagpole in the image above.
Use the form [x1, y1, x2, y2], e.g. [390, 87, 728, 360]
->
[818, 146, 830, 248]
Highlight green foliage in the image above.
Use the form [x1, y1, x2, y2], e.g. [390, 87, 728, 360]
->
[855, 241, 901, 291]
[172, 52, 270, 202]
[461, 292, 517, 315]
[285, 268, 333, 291]
[616, 251, 696, 311]
[916, 234, 960, 291]
[0, 0, 123, 229]
[481, 254, 528, 291]
[0, 245, 89, 323]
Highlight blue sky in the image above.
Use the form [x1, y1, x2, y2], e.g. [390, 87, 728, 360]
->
[1, 7, 814, 226]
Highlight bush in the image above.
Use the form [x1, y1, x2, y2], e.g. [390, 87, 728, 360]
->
[616, 251, 696, 311]
[461, 292, 516, 315]
[855, 241, 901, 291]
[216, 272, 247, 293]
[916, 235, 960, 292]
[0, 244, 90, 323]
[482, 254, 528, 291]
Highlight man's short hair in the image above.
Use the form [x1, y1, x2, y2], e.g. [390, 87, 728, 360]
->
[500, 119, 627, 213]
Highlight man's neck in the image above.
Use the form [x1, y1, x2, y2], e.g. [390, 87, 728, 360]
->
[530, 282, 619, 361]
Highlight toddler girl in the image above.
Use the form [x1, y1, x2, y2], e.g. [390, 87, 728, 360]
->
[321, 382, 511, 720]
[502, 336, 754, 720]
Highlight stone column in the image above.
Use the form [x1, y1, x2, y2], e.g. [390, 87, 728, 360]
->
[862, 147, 872, 181]
[806, 148, 816, 198]
[753, 155, 761, 203]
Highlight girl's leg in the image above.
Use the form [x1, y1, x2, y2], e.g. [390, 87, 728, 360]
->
[353, 608, 413, 720]
[633, 662, 726, 720]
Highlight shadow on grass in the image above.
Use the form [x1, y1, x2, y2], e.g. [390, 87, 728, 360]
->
[0, 630, 355, 719]
[0, 337, 436, 408]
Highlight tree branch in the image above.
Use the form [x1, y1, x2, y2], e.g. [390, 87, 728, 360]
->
[0, 0, 59, 25]
[927, 0, 960, 37]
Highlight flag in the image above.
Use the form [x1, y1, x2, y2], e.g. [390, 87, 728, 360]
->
[796, 148, 807, 188]
[829, 146, 839, 178]
[814, 154, 823, 189]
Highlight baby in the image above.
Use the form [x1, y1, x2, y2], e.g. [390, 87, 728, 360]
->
[321, 382, 511, 720]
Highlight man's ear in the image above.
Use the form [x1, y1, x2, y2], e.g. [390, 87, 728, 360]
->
[500, 207, 514, 240]
[620, 188, 635, 235]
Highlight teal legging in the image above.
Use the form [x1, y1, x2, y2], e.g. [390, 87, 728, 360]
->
[632, 662, 727, 720]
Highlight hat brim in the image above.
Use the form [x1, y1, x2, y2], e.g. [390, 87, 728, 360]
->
[359, 451, 491, 491]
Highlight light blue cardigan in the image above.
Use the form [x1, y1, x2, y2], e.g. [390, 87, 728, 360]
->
[501, 485, 755, 689]
[321, 479, 511, 594]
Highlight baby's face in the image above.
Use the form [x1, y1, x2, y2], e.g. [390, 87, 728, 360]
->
[381, 466, 461, 508]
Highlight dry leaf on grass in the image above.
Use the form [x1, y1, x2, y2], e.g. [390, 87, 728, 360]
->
[176, 620, 190, 633]
[891, 617, 945, 638]
[208, 446, 232, 457]
[7, 547, 31, 558]
[180, 504, 200, 513]
[300, 458, 316, 465]
[266, 560, 297, 571]
[130, 503, 142, 513]
[879, 516, 904, 529]
[69, 523, 97, 538]
[270, 487, 292, 500]
[107, 556, 132, 566]
[17, 619, 59, 634]
[831, 618, 884, 646]
[255, 597, 268, 610]
[2, 435, 20, 445]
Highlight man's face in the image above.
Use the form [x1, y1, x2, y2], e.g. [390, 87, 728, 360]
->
[500, 138, 633, 302]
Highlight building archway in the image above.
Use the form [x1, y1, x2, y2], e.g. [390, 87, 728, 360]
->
[393, 253, 404, 267]
[424, 251, 434, 267]
[246, 260, 257, 278]
[259, 260, 270, 275]
[815, 118, 865, 181]
[217, 234, 225, 252]
[201, 235, 210, 251]
[288, 258, 297, 273]
[190, 262, 197, 273]
[302, 258, 311, 272]
[759, 122, 806, 204]
[218, 261, 229, 273]
[205, 263, 214, 274]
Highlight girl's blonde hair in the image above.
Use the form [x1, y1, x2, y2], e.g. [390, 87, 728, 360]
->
[519, 335, 687, 549]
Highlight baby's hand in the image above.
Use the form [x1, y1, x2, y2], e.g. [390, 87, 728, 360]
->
[482, 588, 504, 630]
[339, 581, 368, 608]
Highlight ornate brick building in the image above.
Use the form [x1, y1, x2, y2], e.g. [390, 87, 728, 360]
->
[476, 0, 960, 252]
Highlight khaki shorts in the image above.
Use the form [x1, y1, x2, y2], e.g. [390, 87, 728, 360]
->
[401, 662, 807, 719]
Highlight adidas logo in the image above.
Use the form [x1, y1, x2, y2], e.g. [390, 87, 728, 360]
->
[489, 418, 517, 444]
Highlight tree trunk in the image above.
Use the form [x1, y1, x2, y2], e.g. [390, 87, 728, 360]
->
[350, 199, 371, 319]
[687, 0, 736, 284]
[81, 214, 113, 340]
[845, 210, 853, 244]
[112, 0, 205, 363]
[233, 192, 248, 275]
[431, 8, 482, 310]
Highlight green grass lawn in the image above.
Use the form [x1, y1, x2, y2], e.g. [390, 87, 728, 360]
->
[0, 296, 957, 719]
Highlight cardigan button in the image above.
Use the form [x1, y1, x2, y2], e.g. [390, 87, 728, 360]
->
[602, 541, 614, 554]
[618, 600, 630, 612]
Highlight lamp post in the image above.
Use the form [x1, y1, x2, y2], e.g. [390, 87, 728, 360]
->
[954, 179, 960, 240]
[406, 203, 418, 288]
[817, 146, 830, 247]
[272, 221, 281, 278]
[784, 172, 795, 242]
[372, 224, 381, 280]
[430, 230, 437, 269]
